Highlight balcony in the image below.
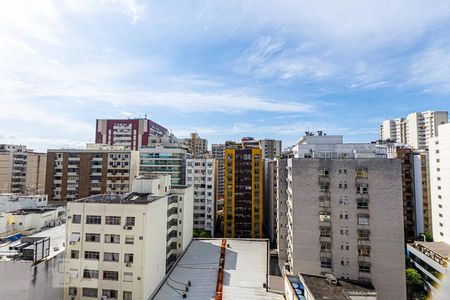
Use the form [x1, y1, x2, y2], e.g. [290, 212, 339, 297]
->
[318, 175, 330, 184]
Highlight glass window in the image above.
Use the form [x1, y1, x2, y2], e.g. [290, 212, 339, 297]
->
[103, 271, 119, 281]
[86, 215, 101, 224]
[85, 233, 100, 243]
[126, 217, 135, 226]
[84, 251, 99, 260]
[82, 288, 98, 298]
[68, 287, 77, 296]
[83, 269, 99, 279]
[105, 216, 121, 225]
[357, 215, 369, 225]
[72, 215, 81, 224]
[125, 235, 134, 245]
[123, 291, 132, 300]
[102, 289, 118, 299]
[123, 272, 133, 282]
[105, 234, 120, 244]
[71, 250, 79, 259]
[124, 253, 134, 263]
[104, 252, 119, 262]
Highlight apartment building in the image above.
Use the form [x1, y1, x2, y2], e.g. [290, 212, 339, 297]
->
[211, 143, 225, 199]
[182, 133, 208, 158]
[0, 144, 46, 194]
[95, 118, 169, 150]
[64, 175, 193, 300]
[223, 147, 263, 238]
[140, 136, 187, 186]
[259, 139, 282, 159]
[45, 144, 139, 201]
[429, 123, 450, 243]
[263, 160, 278, 244]
[278, 134, 406, 300]
[380, 111, 448, 149]
[186, 158, 215, 235]
[413, 151, 432, 236]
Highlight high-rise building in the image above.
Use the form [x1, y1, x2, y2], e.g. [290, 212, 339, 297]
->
[380, 111, 448, 149]
[223, 147, 263, 238]
[45, 144, 139, 201]
[263, 159, 277, 243]
[413, 151, 432, 236]
[0, 144, 46, 194]
[186, 158, 215, 235]
[95, 118, 169, 150]
[211, 143, 225, 198]
[63, 175, 193, 300]
[259, 139, 282, 159]
[278, 133, 406, 300]
[140, 135, 187, 186]
[182, 133, 208, 158]
[429, 123, 450, 243]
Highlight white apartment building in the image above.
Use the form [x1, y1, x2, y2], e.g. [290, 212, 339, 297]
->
[211, 144, 225, 198]
[429, 123, 450, 243]
[0, 144, 46, 194]
[140, 135, 187, 186]
[380, 111, 448, 149]
[278, 134, 406, 300]
[46, 145, 140, 202]
[63, 175, 193, 300]
[186, 158, 215, 235]
[0, 194, 48, 213]
[1, 206, 65, 234]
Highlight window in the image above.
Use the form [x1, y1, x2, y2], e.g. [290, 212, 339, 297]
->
[320, 242, 331, 252]
[356, 184, 368, 194]
[102, 289, 118, 299]
[356, 168, 368, 178]
[71, 250, 79, 259]
[84, 251, 100, 260]
[320, 226, 331, 237]
[83, 269, 99, 279]
[104, 252, 119, 262]
[359, 262, 371, 273]
[103, 271, 119, 281]
[85, 233, 100, 243]
[124, 253, 134, 263]
[357, 214, 369, 225]
[320, 257, 332, 268]
[126, 217, 135, 226]
[123, 291, 133, 300]
[358, 230, 370, 241]
[82, 288, 98, 298]
[68, 287, 77, 296]
[125, 235, 134, 245]
[105, 216, 121, 225]
[72, 215, 81, 224]
[86, 215, 101, 224]
[105, 234, 120, 244]
[319, 211, 331, 223]
[123, 272, 133, 282]
[357, 198, 369, 209]
[358, 246, 371, 257]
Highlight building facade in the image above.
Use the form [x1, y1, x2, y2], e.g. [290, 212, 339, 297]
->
[223, 148, 263, 238]
[0, 144, 46, 194]
[186, 158, 215, 235]
[211, 143, 225, 199]
[413, 151, 432, 236]
[45, 145, 139, 201]
[63, 175, 193, 300]
[182, 133, 208, 158]
[259, 139, 282, 159]
[380, 111, 448, 149]
[95, 118, 169, 150]
[0, 194, 48, 213]
[429, 123, 450, 243]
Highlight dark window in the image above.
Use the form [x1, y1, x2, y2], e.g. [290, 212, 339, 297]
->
[72, 215, 81, 224]
[104, 252, 119, 262]
[103, 271, 119, 281]
[102, 289, 118, 299]
[82, 288, 98, 298]
[105, 216, 121, 225]
[126, 217, 135, 226]
[86, 215, 101, 224]
[83, 269, 99, 279]
[84, 251, 99, 260]
[85, 233, 100, 243]
[71, 250, 79, 259]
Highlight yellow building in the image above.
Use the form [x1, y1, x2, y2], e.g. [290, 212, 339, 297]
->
[224, 148, 263, 238]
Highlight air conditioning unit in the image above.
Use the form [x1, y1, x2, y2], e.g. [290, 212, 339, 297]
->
[126, 226, 133, 230]
[126, 263, 132, 267]
[137, 276, 141, 280]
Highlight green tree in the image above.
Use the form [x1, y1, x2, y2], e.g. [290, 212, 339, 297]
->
[406, 268, 425, 300]
[424, 231, 433, 242]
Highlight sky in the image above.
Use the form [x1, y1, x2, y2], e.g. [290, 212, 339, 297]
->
[1, 0, 450, 152]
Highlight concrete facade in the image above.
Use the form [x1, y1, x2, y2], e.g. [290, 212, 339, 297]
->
[281, 157, 406, 300]
[182, 133, 208, 158]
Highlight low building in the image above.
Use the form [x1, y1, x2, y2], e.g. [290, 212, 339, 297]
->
[1, 207, 65, 235]
[407, 241, 450, 294]
[0, 224, 66, 300]
[0, 194, 48, 213]
[285, 273, 377, 300]
[63, 174, 193, 300]
[151, 239, 284, 299]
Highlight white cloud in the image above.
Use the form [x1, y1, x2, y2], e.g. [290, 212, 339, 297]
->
[410, 47, 450, 93]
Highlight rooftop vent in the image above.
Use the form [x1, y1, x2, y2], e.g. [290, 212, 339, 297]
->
[326, 273, 338, 285]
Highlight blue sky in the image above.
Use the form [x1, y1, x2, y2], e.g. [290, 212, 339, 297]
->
[1, 0, 450, 152]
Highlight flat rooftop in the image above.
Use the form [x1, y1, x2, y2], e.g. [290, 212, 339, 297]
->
[299, 274, 376, 300]
[412, 241, 450, 258]
[0, 224, 65, 262]
[152, 239, 283, 300]
[8, 208, 57, 215]
[73, 192, 164, 205]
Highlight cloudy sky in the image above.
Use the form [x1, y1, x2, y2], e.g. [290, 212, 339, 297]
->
[1, 0, 450, 151]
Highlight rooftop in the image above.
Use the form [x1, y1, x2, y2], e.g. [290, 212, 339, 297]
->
[414, 242, 450, 258]
[298, 273, 376, 300]
[0, 224, 65, 262]
[8, 207, 58, 215]
[73, 193, 164, 205]
[151, 239, 283, 300]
